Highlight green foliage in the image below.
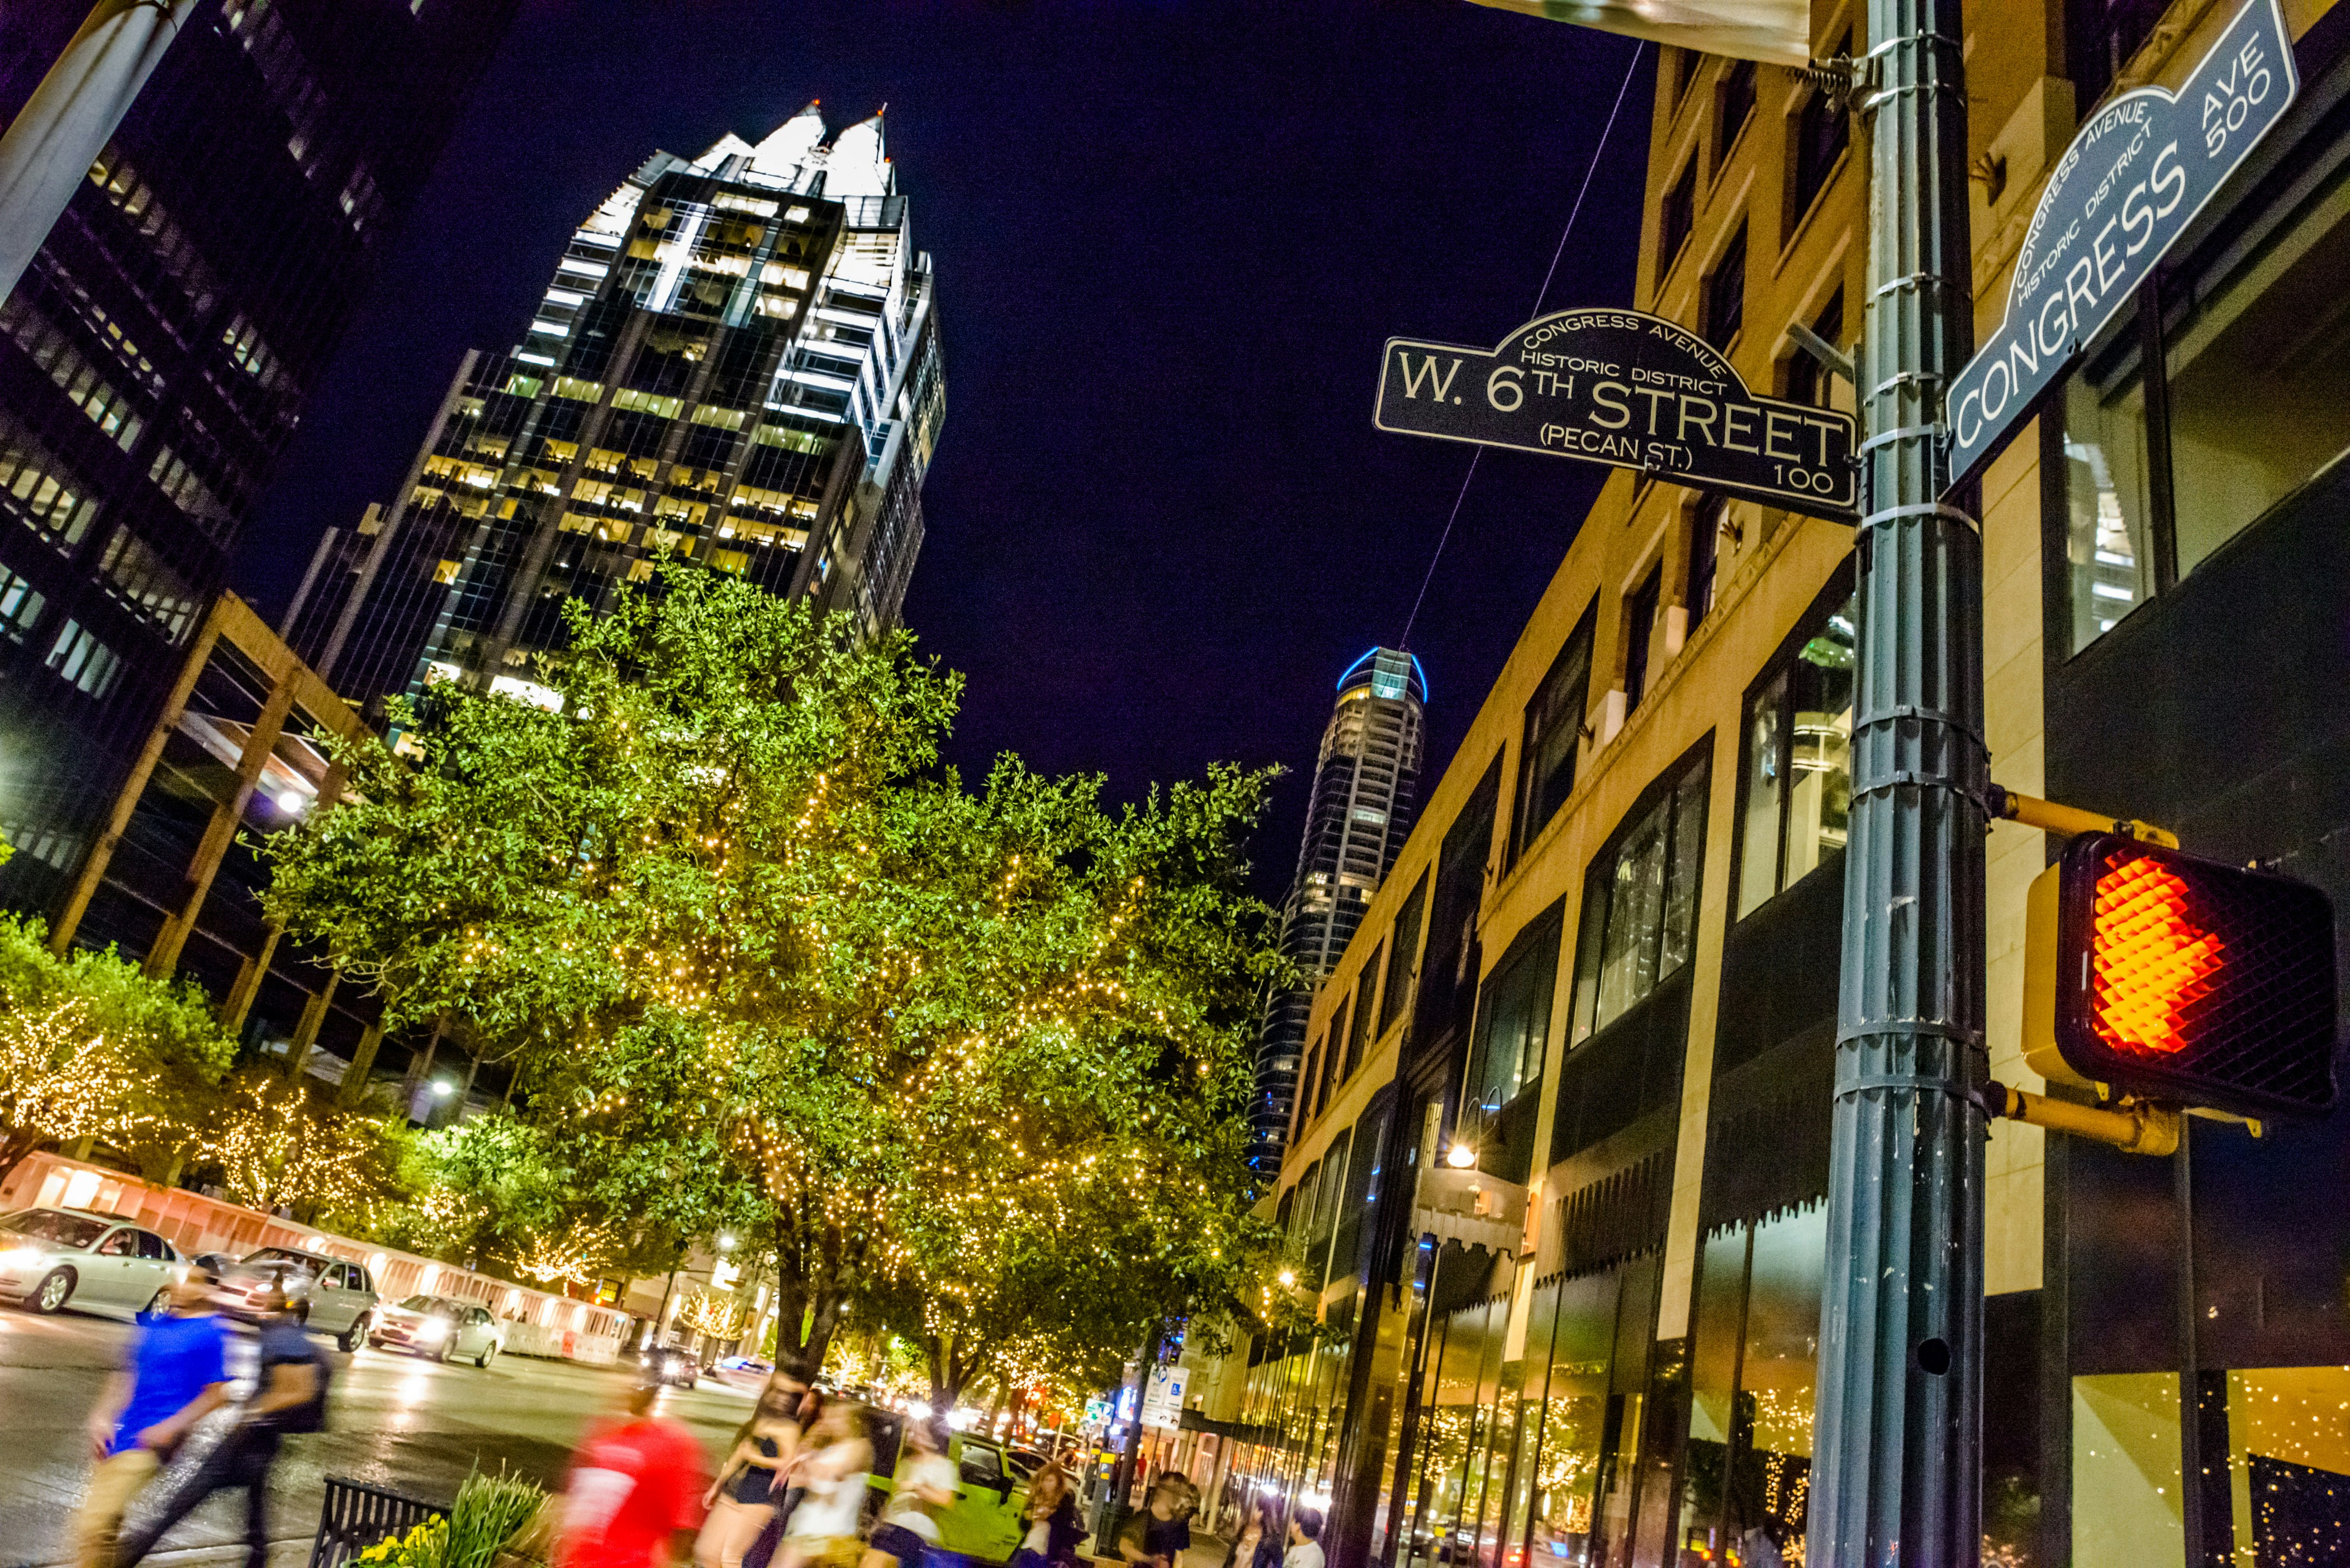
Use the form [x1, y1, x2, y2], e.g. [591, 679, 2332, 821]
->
[0, 913, 235, 1180]
[206, 1071, 407, 1232]
[264, 563, 1283, 1396]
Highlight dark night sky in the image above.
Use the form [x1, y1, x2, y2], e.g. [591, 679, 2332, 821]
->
[237, 0, 1654, 900]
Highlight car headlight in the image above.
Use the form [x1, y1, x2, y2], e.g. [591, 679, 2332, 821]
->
[418, 1318, 451, 1341]
[0, 1246, 42, 1269]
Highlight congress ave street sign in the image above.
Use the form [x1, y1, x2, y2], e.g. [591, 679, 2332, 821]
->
[1945, 0, 2296, 491]
[1375, 307, 1857, 520]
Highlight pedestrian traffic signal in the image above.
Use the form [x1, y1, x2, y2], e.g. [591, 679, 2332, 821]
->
[2025, 832, 2339, 1120]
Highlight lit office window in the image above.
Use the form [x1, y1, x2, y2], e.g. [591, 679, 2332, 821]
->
[1736, 583, 1855, 918]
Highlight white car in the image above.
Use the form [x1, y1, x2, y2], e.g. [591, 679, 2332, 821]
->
[368, 1294, 503, 1367]
[0, 1208, 185, 1320]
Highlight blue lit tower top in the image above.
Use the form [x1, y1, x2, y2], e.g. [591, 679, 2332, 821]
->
[1250, 645, 1428, 1177]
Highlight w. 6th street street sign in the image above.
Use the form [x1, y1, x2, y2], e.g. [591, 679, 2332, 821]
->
[1374, 306, 1857, 521]
[1944, 0, 2295, 490]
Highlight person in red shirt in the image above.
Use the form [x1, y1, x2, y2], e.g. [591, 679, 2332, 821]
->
[556, 1377, 710, 1568]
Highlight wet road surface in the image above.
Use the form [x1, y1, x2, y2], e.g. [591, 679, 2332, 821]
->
[0, 1306, 755, 1564]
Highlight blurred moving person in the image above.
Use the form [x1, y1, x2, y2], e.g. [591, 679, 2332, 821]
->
[1116, 1474, 1195, 1568]
[1009, 1460, 1085, 1568]
[697, 1375, 809, 1568]
[69, 1267, 230, 1568]
[776, 1401, 871, 1568]
[557, 1376, 709, 1568]
[115, 1280, 328, 1568]
[1282, 1509, 1323, 1568]
[863, 1418, 953, 1568]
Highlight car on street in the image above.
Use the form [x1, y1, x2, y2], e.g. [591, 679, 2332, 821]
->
[217, 1247, 381, 1350]
[711, 1354, 773, 1390]
[367, 1294, 504, 1367]
[869, 1422, 1035, 1566]
[0, 1208, 186, 1321]
[642, 1344, 699, 1388]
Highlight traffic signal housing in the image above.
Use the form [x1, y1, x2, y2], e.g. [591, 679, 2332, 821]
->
[2024, 832, 2340, 1121]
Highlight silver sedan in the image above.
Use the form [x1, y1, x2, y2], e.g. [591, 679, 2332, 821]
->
[0, 1208, 186, 1320]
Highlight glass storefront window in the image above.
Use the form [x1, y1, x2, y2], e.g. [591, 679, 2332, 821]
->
[1573, 756, 1710, 1042]
[1734, 588, 1854, 918]
[1670, 1204, 1824, 1565]
[1521, 1268, 1628, 1568]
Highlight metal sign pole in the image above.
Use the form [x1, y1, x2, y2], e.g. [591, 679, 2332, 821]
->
[1808, 0, 1986, 1558]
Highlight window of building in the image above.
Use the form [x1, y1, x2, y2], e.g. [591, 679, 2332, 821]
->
[1571, 746, 1710, 1042]
[1735, 573, 1856, 919]
[0, 564, 45, 642]
[1343, 948, 1380, 1079]
[2063, 159, 2350, 653]
[1672, 46, 1703, 108]
[1791, 40, 1851, 221]
[1316, 995, 1349, 1119]
[1784, 289, 1845, 409]
[1716, 59, 1757, 167]
[1704, 224, 1748, 350]
[1660, 159, 1699, 282]
[2066, 0, 2168, 110]
[1463, 903, 1562, 1180]
[1380, 873, 1427, 1034]
[1688, 497, 1724, 631]
[1624, 566, 1662, 713]
[1513, 602, 1596, 863]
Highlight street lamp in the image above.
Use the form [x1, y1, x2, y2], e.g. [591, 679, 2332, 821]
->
[428, 1078, 454, 1099]
[716, 1232, 735, 1252]
[1446, 1141, 1477, 1169]
[275, 789, 306, 815]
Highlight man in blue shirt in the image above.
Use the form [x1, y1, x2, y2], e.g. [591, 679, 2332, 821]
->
[68, 1266, 229, 1568]
[113, 1280, 326, 1568]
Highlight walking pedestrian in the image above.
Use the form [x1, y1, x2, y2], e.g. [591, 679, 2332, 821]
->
[555, 1374, 709, 1568]
[861, 1419, 953, 1568]
[696, 1376, 808, 1568]
[1115, 1474, 1194, 1568]
[1219, 1501, 1274, 1568]
[776, 1401, 872, 1568]
[1009, 1461, 1084, 1568]
[68, 1266, 231, 1568]
[1281, 1510, 1323, 1568]
[114, 1280, 328, 1568]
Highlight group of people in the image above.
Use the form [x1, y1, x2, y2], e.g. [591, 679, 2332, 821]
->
[67, 1261, 328, 1568]
[554, 1367, 1093, 1568]
[65, 1275, 1321, 1568]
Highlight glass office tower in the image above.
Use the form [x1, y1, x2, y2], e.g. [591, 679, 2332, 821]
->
[1250, 648, 1426, 1177]
[286, 103, 946, 718]
[0, 0, 518, 913]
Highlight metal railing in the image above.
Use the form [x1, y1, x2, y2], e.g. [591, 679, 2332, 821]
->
[308, 1477, 445, 1568]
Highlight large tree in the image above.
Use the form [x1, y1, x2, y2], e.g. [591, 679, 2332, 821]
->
[0, 914, 236, 1181]
[264, 566, 1281, 1382]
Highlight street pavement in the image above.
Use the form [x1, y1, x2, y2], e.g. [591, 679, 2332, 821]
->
[0, 1306, 759, 1565]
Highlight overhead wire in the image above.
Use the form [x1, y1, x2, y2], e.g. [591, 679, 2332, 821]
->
[1398, 38, 1649, 653]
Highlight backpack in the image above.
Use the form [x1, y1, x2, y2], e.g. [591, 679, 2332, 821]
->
[260, 1322, 331, 1433]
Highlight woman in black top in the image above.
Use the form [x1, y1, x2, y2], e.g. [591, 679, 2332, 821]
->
[696, 1375, 806, 1568]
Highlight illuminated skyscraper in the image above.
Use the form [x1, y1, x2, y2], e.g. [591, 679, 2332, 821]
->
[287, 103, 946, 717]
[1251, 647, 1427, 1176]
[0, 0, 518, 916]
